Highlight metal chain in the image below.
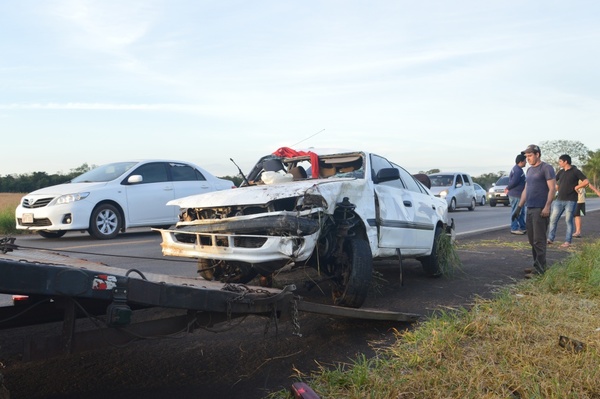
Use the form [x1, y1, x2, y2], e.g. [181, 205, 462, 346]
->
[291, 297, 302, 337]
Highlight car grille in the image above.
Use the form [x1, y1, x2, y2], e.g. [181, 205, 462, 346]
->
[17, 218, 52, 227]
[22, 197, 54, 209]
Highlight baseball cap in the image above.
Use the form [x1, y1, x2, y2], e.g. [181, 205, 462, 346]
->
[521, 144, 540, 154]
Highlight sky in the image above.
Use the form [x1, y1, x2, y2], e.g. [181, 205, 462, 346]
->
[1, 1, 599, 179]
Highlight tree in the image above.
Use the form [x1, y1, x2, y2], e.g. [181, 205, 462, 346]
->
[583, 149, 600, 187]
[539, 140, 589, 171]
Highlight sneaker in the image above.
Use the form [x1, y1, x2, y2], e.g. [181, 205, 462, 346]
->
[511, 230, 525, 235]
[520, 229, 527, 234]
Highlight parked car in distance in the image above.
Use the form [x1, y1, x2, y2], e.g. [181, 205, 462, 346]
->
[157, 147, 454, 308]
[488, 176, 510, 207]
[15, 160, 235, 239]
[473, 183, 487, 206]
[427, 172, 477, 212]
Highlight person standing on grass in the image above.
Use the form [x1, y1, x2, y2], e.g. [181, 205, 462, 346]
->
[513, 144, 556, 278]
[506, 153, 527, 235]
[547, 155, 589, 248]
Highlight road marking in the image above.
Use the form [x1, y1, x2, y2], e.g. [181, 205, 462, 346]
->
[55, 239, 157, 250]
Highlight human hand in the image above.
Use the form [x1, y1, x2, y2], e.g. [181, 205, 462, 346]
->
[511, 206, 522, 221]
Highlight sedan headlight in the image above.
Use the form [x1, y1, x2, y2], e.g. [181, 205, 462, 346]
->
[55, 192, 90, 205]
[439, 189, 448, 198]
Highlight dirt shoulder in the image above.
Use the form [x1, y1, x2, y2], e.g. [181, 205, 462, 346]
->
[2, 211, 599, 399]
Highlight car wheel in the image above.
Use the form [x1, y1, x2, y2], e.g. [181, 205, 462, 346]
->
[88, 203, 122, 240]
[38, 230, 66, 239]
[503, 202, 510, 207]
[480, 196, 486, 206]
[332, 237, 373, 308]
[489, 200, 497, 207]
[468, 198, 476, 211]
[448, 198, 457, 212]
[420, 226, 443, 277]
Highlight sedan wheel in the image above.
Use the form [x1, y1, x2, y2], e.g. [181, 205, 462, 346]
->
[88, 204, 122, 239]
[479, 196, 486, 206]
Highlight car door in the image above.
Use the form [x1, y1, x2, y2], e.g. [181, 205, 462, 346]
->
[454, 174, 466, 207]
[124, 162, 176, 225]
[169, 162, 216, 199]
[370, 155, 418, 250]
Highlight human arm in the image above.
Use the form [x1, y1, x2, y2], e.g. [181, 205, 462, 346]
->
[512, 183, 527, 221]
[589, 183, 600, 197]
[542, 178, 556, 217]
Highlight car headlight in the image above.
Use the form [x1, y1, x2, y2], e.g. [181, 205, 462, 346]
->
[55, 192, 90, 205]
[439, 189, 448, 198]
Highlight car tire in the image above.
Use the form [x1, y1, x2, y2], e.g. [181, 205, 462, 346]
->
[420, 226, 443, 277]
[479, 196, 486, 206]
[332, 237, 373, 308]
[468, 198, 476, 211]
[489, 200, 497, 207]
[88, 203, 122, 240]
[503, 202, 510, 207]
[448, 198, 457, 212]
[38, 230, 67, 239]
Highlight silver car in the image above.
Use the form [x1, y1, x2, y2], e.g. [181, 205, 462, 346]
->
[428, 172, 477, 212]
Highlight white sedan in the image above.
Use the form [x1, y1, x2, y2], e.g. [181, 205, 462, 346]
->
[157, 148, 454, 308]
[15, 160, 235, 239]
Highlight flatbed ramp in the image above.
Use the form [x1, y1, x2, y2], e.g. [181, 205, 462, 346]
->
[0, 247, 419, 361]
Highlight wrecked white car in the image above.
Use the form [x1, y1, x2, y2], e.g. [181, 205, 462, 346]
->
[156, 148, 453, 308]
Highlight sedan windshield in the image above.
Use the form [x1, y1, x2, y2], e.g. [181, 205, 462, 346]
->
[71, 162, 138, 183]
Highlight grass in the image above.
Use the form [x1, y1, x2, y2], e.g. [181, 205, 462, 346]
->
[0, 193, 24, 235]
[270, 241, 600, 399]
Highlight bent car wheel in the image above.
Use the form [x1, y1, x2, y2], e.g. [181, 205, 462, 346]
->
[38, 230, 66, 239]
[88, 204, 122, 240]
[420, 226, 442, 277]
[332, 237, 373, 308]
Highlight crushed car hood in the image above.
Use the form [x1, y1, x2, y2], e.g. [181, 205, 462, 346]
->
[168, 178, 360, 209]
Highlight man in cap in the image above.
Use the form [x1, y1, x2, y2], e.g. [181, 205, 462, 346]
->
[506, 153, 527, 234]
[513, 144, 556, 277]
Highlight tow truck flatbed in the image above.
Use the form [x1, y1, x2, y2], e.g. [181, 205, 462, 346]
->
[0, 245, 419, 361]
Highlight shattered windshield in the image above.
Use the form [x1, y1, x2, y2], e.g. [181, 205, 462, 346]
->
[243, 152, 365, 186]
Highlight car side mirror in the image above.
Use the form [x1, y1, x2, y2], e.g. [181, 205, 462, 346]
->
[127, 175, 143, 184]
[375, 168, 400, 183]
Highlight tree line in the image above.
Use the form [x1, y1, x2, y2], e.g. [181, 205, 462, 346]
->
[2, 140, 599, 193]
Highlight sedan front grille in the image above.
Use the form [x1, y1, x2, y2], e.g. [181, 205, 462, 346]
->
[22, 197, 54, 209]
[17, 218, 52, 227]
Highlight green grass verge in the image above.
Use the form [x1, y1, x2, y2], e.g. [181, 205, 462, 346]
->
[269, 241, 600, 398]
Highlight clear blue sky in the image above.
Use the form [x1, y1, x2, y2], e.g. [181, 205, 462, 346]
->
[1, 1, 599, 178]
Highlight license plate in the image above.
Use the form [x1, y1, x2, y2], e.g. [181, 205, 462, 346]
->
[22, 213, 34, 224]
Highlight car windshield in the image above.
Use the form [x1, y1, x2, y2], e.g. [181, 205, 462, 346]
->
[429, 175, 454, 187]
[71, 162, 138, 183]
[496, 176, 510, 185]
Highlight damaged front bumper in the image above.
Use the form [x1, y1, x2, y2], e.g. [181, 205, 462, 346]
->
[156, 209, 323, 264]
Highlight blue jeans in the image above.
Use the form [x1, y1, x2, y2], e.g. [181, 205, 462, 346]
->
[510, 195, 526, 231]
[547, 200, 577, 243]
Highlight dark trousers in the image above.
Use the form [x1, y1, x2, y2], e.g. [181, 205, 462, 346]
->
[526, 207, 550, 273]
